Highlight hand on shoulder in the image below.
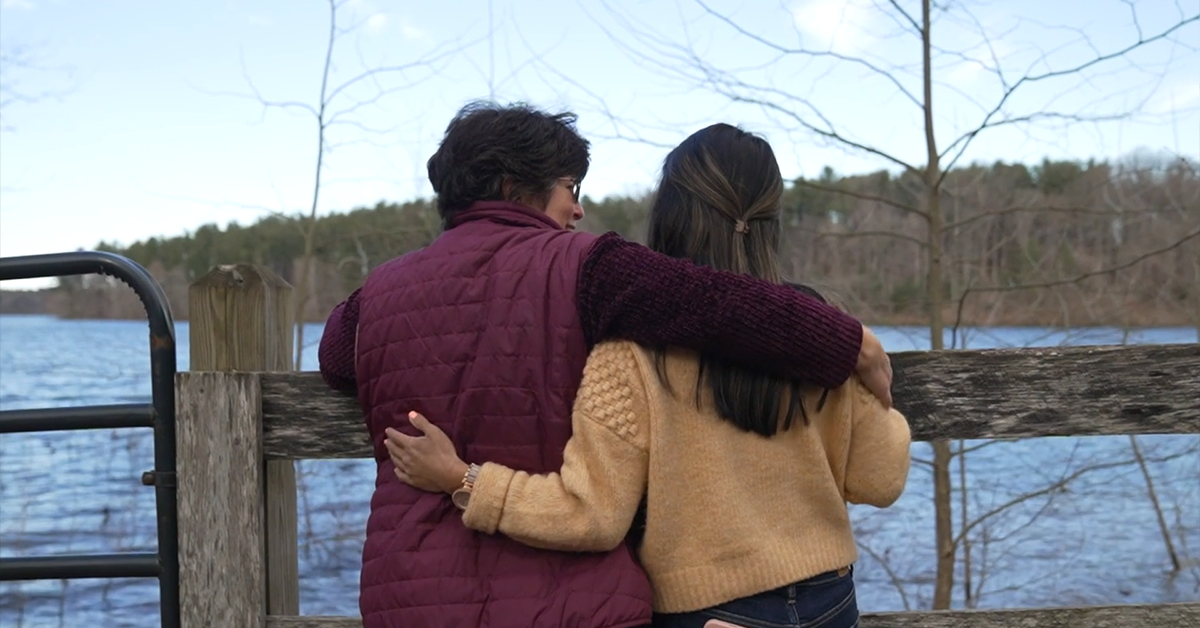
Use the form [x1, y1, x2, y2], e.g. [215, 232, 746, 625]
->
[855, 325, 893, 408]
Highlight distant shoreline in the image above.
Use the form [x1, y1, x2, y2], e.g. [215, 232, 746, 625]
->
[4, 288, 1195, 330]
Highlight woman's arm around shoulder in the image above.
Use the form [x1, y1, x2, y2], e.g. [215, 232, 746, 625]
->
[842, 376, 912, 508]
[577, 233, 893, 407]
[464, 341, 652, 551]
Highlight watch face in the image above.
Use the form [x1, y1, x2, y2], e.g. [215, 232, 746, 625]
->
[452, 488, 471, 510]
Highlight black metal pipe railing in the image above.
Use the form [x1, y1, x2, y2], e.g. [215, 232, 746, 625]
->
[0, 251, 179, 628]
[0, 553, 161, 580]
[0, 404, 156, 433]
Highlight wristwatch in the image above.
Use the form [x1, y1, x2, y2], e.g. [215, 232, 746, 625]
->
[452, 463, 481, 510]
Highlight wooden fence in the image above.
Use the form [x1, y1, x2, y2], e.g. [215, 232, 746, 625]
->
[175, 265, 1200, 627]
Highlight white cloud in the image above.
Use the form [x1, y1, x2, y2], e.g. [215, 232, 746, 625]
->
[791, 0, 875, 53]
[397, 18, 426, 41]
[1146, 82, 1200, 115]
[1, 0, 37, 10]
[366, 12, 388, 33]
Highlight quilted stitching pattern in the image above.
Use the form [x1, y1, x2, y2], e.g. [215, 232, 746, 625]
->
[354, 205, 653, 628]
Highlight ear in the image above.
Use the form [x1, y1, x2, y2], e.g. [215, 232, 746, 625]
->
[501, 177, 515, 201]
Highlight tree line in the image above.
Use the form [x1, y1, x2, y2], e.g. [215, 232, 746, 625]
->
[17, 156, 1178, 328]
[4, 156, 1194, 327]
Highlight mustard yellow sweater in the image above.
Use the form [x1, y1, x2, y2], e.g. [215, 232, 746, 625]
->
[462, 340, 911, 613]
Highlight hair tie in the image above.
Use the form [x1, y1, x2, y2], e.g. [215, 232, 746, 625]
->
[734, 219, 750, 235]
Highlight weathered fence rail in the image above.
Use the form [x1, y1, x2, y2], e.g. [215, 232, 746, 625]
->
[258, 342, 1200, 459]
[176, 264, 1200, 628]
[258, 602, 1200, 628]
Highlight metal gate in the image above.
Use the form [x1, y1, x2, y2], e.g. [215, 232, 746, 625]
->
[0, 251, 179, 628]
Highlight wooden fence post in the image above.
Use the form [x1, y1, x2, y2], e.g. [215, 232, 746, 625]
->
[182, 264, 301, 623]
[177, 371, 267, 626]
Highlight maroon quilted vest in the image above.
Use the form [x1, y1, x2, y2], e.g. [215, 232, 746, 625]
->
[353, 202, 654, 628]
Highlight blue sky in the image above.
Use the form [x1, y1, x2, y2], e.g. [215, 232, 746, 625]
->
[1, 0, 1197, 289]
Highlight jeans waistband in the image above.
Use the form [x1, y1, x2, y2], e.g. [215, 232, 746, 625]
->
[756, 565, 853, 599]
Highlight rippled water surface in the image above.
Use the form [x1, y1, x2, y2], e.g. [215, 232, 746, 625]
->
[1, 315, 1197, 627]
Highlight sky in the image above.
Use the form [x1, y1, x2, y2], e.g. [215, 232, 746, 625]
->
[1, 0, 1197, 289]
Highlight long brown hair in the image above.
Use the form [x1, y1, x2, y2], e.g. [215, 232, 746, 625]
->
[649, 123, 818, 436]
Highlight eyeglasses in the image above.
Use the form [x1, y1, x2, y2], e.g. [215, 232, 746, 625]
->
[556, 177, 582, 203]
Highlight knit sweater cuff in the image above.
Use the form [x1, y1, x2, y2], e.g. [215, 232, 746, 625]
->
[577, 233, 863, 389]
[461, 462, 514, 535]
[317, 288, 361, 392]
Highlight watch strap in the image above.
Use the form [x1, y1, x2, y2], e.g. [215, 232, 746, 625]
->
[452, 463, 481, 510]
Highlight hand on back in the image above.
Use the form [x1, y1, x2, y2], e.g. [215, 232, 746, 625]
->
[385, 411, 467, 494]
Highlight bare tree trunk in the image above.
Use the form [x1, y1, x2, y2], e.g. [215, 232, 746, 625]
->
[921, 0, 955, 609]
[1194, 256, 1200, 342]
[292, 0, 337, 370]
[959, 440, 972, 607]
[1128, 435, 1182, 571]
[234, 0, 459, 369]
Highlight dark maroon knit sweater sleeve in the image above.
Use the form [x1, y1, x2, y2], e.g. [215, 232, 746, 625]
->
[318, 288, 361, 393]
[577, 233, 863, 389]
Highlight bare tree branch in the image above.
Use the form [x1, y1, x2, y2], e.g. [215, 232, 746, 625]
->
[950, 456, 1132, 549]
[944, 203, 1124, 230]
[856, 538, 913, 611]
[884, 0, 921, 36]
[322, 37, 481, 105]
[691, 0, 924, 109]
[938, 13, 1200, 182]
[796, 228, 930, 249]
[965, 227, 1200, 294]
[795, 179, 924, 217]
[591, 0, 922, 173]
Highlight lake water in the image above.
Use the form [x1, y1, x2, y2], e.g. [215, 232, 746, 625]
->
[0, 315, 1197, 627]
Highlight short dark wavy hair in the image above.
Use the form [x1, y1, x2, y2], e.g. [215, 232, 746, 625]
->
[426, 102, 591, 228]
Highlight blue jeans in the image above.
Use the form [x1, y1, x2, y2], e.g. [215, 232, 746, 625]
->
[651, 567, 859, 628]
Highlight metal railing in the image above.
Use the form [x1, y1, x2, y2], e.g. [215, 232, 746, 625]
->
[0, 251, 179, 628]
